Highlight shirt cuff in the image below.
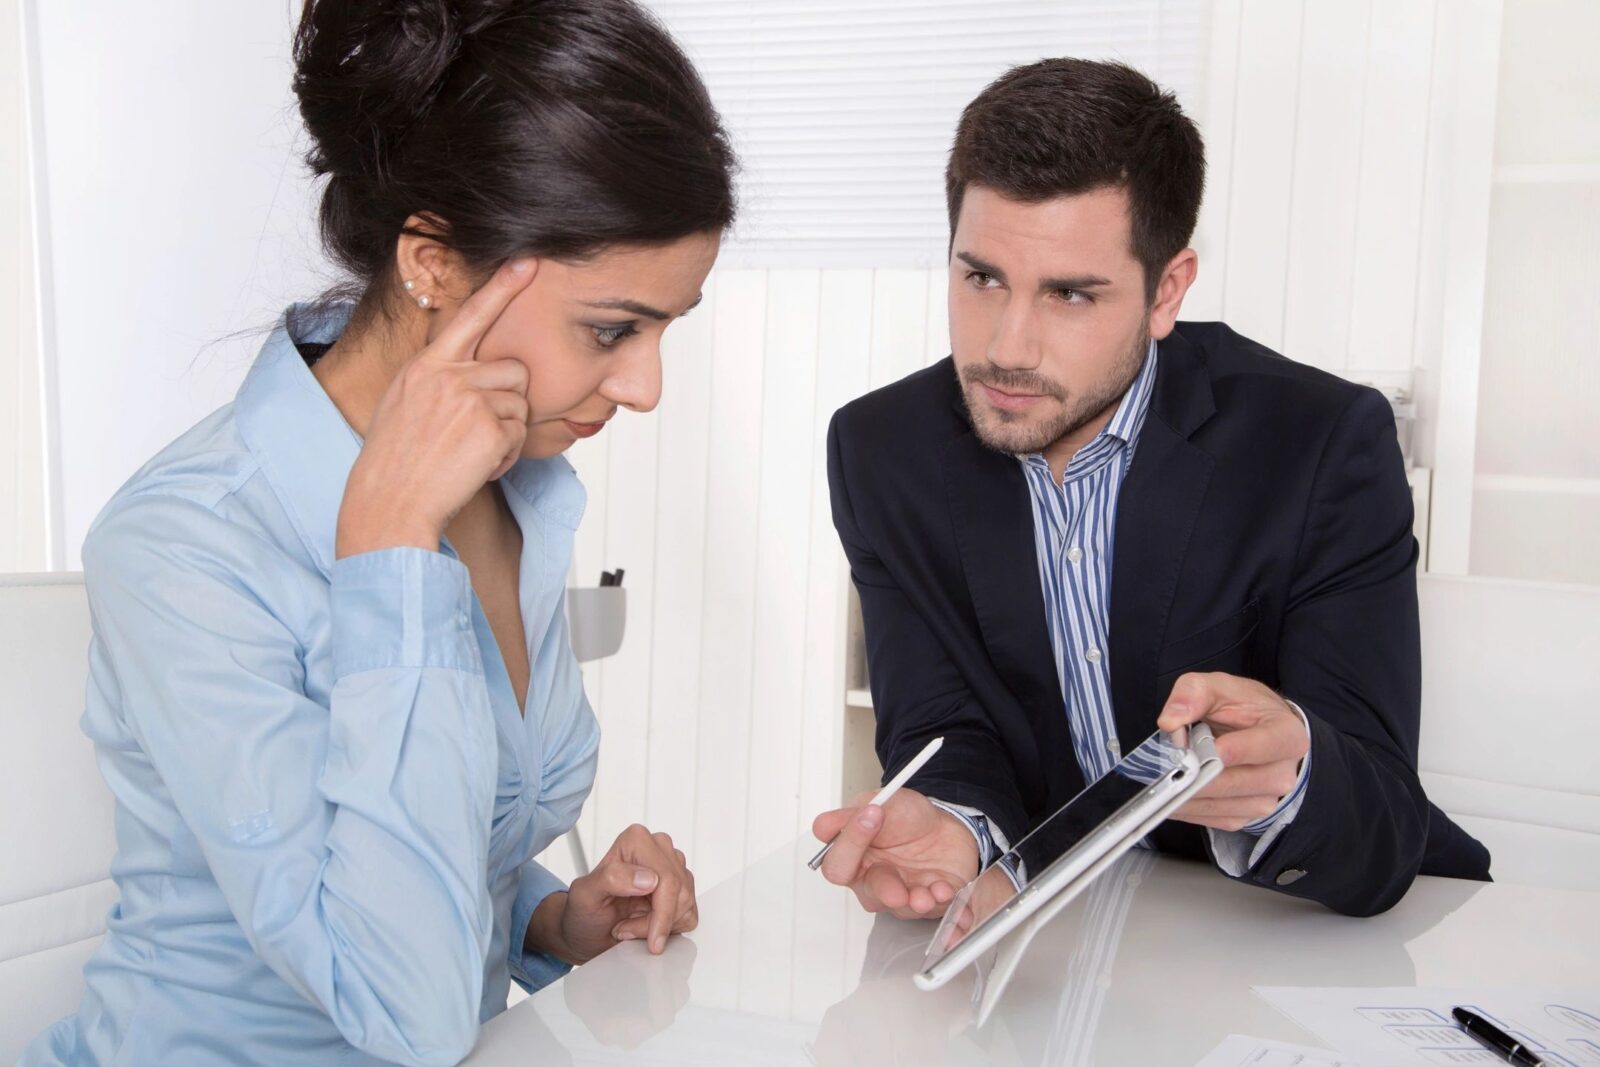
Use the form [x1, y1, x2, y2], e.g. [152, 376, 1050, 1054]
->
[508, 861, 573, 994]
[929, 798, 1011, 868]
[1209, 699, 1314, 877]
[330, 547, 482, 677]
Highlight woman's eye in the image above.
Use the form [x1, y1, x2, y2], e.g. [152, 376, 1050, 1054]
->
[592, 322, 638, 348]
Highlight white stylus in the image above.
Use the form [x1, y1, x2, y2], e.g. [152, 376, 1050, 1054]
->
[807, 735, 945, 871]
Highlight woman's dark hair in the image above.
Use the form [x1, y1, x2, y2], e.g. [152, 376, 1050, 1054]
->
[292, 0, 736, 313]
[945, 58, 1204, 302]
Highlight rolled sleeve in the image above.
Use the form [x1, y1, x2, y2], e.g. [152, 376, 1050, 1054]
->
[508, 862, 573, 994]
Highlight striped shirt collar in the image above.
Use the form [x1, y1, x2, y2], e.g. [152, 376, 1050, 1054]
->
[1020, 337, 1160, 482]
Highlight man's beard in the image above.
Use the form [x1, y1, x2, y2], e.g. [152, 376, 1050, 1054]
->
[959, 322, 1150, 458]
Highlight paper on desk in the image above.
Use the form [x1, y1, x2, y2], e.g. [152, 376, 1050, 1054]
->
[1255, 987, 1600, 1067]
[1195, 1033, 1369, 1066]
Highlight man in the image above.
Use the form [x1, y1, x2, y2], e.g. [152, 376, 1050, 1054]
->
[813, 58, 1490, 919]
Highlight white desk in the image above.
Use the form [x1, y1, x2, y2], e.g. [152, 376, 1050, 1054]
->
[466, 839, 1600, 1065]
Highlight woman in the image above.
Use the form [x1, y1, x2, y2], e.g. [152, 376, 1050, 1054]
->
[22, 1, 734, 1064]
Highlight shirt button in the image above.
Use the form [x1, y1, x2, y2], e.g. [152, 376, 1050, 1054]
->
[1067, 546, 1084, 563]
[1106, 737, 1121, 756]
[1084, 647, 1102, 664]
[1276, 868, 1308, 886]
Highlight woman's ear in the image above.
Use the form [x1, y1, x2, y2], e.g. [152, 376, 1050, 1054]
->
[394, 214, 472, 312]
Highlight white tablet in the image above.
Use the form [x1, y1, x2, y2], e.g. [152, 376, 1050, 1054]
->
[914, 723, 1221, 992]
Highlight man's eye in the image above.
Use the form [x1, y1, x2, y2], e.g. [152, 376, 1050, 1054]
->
[967, 271, 998, 289]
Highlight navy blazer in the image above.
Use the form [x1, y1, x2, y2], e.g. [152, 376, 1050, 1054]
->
[827, 321, 1490, 917]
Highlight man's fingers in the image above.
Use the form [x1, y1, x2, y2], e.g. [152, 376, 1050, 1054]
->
[431, 258, 538, 361]
[812, 805, 855, 843]
[1157, 671, 1278, 731]
[1156, 672, 1223, 730]
[819, 804, 882, 887]
[1177, 794, 1282, 822]
[862, 862, 910, 912]
[1214, 715, 1308, 768]
[1176, 811, 1259, 832]
[1192, 761, 1300, 800]
[906, 884, 938, 915]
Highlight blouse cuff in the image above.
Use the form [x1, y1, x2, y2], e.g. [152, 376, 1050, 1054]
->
[509, 861, 574, 994]
[330, 547, 481, 677]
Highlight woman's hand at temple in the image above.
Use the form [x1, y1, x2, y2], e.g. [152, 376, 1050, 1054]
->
[336, 259, 539, 558]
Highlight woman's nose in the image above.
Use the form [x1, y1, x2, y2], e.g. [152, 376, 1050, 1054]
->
[604, 343, 663, 414]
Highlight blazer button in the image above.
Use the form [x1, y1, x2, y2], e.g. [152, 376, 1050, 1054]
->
[1275, 867, 1308, 886]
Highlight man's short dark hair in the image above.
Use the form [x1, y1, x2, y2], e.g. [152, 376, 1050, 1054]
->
[946, 58, 1205, 301]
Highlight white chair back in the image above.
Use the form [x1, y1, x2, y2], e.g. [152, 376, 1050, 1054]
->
[1418, 574, 1600, 890]
[0, 574, 117, 1065]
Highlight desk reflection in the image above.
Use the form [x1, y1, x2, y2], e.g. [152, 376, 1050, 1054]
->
[467, 840, 1500, 1066]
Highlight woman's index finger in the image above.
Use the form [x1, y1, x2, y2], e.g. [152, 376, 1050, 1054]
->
[432, 258, 538, 360]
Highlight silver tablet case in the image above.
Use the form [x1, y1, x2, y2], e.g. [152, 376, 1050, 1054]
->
[915, 723, 1223, 1020]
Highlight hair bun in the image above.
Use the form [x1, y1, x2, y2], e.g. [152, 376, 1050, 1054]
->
[293, 0, 464, 180]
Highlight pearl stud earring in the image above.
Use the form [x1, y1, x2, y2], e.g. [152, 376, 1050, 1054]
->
[403, 279, 416, 292]
[417, 294, 432, 309]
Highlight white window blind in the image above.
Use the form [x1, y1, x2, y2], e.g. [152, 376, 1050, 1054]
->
[644, 0, 1206, 267]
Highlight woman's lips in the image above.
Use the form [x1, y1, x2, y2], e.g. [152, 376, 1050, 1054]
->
[564, 419, 609, 439]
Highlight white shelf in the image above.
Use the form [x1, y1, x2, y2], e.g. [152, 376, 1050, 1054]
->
[845, 688, 874, 710]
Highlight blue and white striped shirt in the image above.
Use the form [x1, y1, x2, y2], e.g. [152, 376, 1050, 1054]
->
[936, 341, 1309, 878]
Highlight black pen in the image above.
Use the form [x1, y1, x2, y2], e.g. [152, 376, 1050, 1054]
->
[1453, 1007, 1545, 1066]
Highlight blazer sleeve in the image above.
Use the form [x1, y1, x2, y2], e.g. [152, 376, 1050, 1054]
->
[1233, 388, 1432, 916]
[828, 411, 1029, 842]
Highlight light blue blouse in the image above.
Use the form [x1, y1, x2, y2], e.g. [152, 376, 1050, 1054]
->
[23, 306, 600, 1067]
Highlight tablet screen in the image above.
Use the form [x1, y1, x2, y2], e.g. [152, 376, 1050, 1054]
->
[921, 729, 1190, 970]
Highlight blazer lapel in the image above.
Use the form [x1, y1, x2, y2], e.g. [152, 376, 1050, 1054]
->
[1110, 330, 1217, 749]
[944, 427, 1083, 795]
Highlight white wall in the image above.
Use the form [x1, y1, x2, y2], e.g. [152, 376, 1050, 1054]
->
[538, 267, 949, 888]
[1469, 0, 1600, 586]
[549, 0, 1517, 889]
[1191, 0, 1508, 579]
[1, 0, 46, 573]
[8, 2, 1572, 891]
[24, 0, 325, 570]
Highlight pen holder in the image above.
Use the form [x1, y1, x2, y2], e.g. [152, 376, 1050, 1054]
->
[566, 586, 627, 663]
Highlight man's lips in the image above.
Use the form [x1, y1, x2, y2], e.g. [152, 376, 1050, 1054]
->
[979, 382, 1046, 413]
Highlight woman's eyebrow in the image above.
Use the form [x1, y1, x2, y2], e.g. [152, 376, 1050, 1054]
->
[584, 292, 704, 320]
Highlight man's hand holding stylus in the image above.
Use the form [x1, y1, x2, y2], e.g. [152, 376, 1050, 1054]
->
[811, 789, 981, 920]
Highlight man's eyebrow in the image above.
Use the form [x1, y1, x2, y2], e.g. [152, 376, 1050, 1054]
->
[955, 251, 1005, 283]
[583, 292, 704, 321]
[956, 252, 1112, 293]
[1040, 273, 1112, 291]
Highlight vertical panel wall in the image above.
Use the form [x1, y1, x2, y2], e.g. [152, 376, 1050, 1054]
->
[543, 0, 1484, 893]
